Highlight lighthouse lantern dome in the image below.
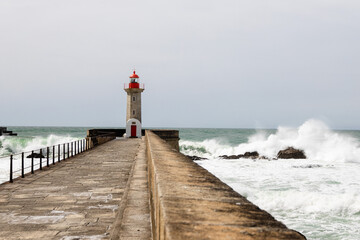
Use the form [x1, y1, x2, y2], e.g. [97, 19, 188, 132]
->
[130, 71, 139, 83]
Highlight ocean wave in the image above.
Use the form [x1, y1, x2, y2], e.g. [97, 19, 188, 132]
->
[180, 119, 360, 163]
[0, 135, 80, 157]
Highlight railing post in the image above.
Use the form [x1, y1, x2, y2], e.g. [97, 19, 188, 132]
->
[67, 143, 70, 158]
[21, 152, 24, 178]
[47, 147, 49, 167]
[58, 144, 60, 162]
[39, 149, 43, 170]
[53, 146, 55, 165]
[63, 143, 65, 160]
[10, 155, 13, 183]
[31, 150, 34, 174]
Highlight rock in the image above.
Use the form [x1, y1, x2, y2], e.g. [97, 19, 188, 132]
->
[242, 151, 259, 159]
[277, 147, 306, 159]
[187, 155, 208, 161]
[219, 151, 261, 160]
[26, 153, 45, 159]
[219, 154, 241, 159]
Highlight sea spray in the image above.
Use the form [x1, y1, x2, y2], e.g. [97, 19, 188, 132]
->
[180, 119, 360, 163]
[0, 135, 81, 157]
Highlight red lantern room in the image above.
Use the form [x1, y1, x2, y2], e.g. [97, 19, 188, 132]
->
[129, 71, 140, 88]
[124, 70, 144, 90]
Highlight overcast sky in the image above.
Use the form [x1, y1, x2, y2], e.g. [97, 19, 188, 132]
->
[0, 0, 359, 129]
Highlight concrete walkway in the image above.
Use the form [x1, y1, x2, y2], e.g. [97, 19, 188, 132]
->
[0, 139, 151, 240]
[111, 139, 152, 239]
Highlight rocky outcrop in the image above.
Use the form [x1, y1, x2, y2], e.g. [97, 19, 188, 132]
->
[187, 155, 208, 161]
[219, 151, 263, 160]
[218, 154, 241, 159]
[218, 148, 307, 160]
[277, 147, 306, 159]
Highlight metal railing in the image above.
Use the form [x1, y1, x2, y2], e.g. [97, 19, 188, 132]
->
[3, 138, 91, 183]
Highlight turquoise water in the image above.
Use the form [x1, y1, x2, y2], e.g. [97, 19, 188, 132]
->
[1, 121, 360, 239]
[5, 126, 89, 138]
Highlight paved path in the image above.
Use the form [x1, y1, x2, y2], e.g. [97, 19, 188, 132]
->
[111, 140, 152, 239]
[0, 138, 151, 240]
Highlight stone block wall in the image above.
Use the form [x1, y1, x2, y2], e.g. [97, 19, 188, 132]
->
[150, 130, 179, 151]
[86, 130, 117, 148]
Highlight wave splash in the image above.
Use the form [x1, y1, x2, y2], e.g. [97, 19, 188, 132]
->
[180, 119, 360, 163]
[0, 135, 80, 157]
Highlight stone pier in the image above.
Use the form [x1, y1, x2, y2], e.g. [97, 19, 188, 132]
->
[0, 130, 306, 239]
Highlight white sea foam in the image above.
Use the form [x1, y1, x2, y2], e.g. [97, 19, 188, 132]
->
[196, 158, 360, 239]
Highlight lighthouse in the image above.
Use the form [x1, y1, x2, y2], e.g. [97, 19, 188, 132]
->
[124, 70, 144, 138]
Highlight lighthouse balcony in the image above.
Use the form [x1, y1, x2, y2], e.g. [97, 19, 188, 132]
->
[124, 83, 145, 90]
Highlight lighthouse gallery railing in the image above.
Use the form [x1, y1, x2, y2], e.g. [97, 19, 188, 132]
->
[124, 83, 145, 89]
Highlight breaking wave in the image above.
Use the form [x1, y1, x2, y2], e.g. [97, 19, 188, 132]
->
[0, 135, 80, 157]
[180, 119, 360, 163]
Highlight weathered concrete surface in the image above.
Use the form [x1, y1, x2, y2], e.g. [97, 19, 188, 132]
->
[0, 138, 150, 240]
[110, 139, 152, 239]
[146, 130, 306, 240]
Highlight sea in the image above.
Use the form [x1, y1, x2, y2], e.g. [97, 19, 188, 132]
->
[1, 119, 360, 240]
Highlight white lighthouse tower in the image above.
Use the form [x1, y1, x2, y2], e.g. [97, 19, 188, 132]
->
[124, 70, 144, 138]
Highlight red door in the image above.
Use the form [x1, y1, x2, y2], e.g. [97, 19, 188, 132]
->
[131, 125, 137, 137]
